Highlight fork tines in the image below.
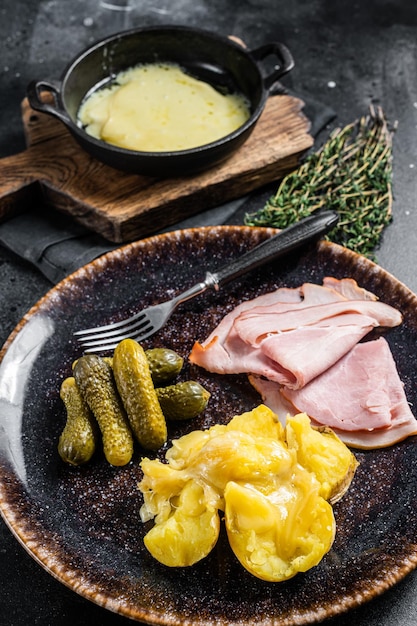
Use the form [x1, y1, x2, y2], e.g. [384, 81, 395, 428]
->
[75, 312, 152, 352]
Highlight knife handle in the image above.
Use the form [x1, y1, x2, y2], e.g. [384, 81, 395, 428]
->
[210, 210, 339, 287]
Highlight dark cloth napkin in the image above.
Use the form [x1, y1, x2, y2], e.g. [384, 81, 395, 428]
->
[0, 95, 335, 284]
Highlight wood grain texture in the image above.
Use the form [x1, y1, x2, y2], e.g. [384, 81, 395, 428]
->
[0, 95, 313, 242]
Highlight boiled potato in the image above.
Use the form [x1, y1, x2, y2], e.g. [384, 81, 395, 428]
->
[138, 405, 357, 580]
[224, 474, 335, 582]
[285, 412, 359, 503]
[225, 404, 285, 440]
[143, 479, 220, 567]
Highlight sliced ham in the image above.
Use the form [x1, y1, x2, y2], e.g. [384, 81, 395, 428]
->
[282, 337, 413, 430]
[322, 276, 378, 301]
[189, 284, 304, 377]
[248, 375, 296, 425]
[234, 299, 402, 346]
[258, 316, 377, 388]
[190, 277, 402, 390]
[189, 276, 415, 449]
[249, 338, 417, 449]
[331, 420, 417, 449]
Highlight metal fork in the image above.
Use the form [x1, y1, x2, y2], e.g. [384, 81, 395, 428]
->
[74, 210, 338, 352]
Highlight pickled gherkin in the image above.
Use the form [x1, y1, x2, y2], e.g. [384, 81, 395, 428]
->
[59, 341, 207, 466]
[73, 355, 134, 466]
[58, 376, 97, 466]
[156, 381, 210, 420]
[145, 348, 183, 385]
[113, 339, 167, 450]
[102, 347, 183, 386]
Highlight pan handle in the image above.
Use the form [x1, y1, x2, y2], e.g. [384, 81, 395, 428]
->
[250, 42, 294, 91]
[27, 79, 73, 126]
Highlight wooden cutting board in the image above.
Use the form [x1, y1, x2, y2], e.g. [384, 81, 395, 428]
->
[0, 95, 313, 243]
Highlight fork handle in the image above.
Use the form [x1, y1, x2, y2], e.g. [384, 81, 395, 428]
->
[209, 210, 339, 287]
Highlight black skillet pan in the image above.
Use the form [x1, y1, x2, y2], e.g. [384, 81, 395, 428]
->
[27, 25, 294, 176]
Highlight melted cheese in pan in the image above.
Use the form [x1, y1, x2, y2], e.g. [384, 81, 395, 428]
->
[78, 62, 250, 152]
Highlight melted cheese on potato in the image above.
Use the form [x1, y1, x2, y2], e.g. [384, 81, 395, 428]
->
[138, 406, 358, 580]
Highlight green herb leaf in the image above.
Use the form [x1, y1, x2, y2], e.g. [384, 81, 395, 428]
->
[244, 106, 394, 259]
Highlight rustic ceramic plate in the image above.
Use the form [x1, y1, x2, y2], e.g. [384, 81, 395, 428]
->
[1, 226, 417, 625]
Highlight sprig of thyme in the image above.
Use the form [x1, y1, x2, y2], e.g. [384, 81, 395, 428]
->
[245, 106, 394, 259]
